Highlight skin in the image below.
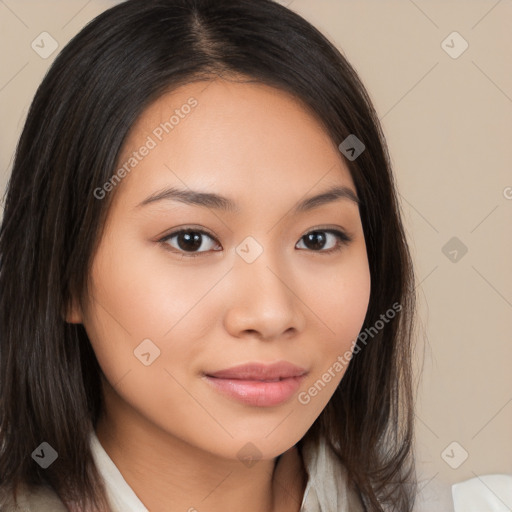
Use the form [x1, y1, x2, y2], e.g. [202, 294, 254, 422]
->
[67, 76, 371, 512]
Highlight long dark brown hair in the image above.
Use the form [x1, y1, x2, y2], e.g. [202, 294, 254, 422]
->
[0, 0, 417, 510]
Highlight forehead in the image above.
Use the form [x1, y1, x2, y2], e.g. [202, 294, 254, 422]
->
[113, 78, 355, 210]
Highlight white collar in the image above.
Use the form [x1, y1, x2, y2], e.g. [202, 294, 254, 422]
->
[89, 429, 355, 512]
[89, 430, 149, 512]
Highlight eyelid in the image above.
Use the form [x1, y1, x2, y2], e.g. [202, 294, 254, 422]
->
[305, 225, 353, 241]
[156, 224, 218, 243]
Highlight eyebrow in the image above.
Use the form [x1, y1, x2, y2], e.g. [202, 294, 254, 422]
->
[135, 184, 360, 214]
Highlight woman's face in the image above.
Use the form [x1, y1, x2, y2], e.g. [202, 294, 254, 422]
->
[71, 78, 371, 460]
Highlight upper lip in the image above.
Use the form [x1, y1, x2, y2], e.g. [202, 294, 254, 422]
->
[205, 361, 308, 381]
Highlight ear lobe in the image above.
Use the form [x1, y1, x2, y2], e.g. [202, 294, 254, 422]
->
[63, 296, 83, 324]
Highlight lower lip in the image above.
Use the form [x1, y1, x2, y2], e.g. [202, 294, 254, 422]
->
[204, 374, 306, 407]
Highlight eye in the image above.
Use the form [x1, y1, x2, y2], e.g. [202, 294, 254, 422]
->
[159, 228, 221, 258]
[296, 229, 352, 254]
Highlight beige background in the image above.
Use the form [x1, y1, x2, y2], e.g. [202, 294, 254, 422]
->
[1, 1, 511, 510]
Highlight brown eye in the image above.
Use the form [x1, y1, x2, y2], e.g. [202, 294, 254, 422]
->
[296, 229, 352, 254]
[160, 229, 221, 257]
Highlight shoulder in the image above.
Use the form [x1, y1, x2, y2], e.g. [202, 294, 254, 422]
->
[451, 474, 512, 511]
[0, 483, 68, 512]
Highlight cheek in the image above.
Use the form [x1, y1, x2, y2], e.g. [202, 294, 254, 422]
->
[82, 233, 222, 384]
[81, 239, 212, 425]
[309, 248, 371, 350]
[297, 248, 371, 406]
[87, 233, 216, 341]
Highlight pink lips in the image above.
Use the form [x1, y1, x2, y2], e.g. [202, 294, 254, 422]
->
[203, 361, 308, 407]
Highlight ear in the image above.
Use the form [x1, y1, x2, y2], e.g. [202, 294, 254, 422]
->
[64, 295, 84, 324]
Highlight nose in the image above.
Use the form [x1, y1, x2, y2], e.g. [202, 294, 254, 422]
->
[222, 245, 307, 341]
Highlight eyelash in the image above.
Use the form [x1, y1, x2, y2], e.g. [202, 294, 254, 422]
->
[158, 226, 352, 259]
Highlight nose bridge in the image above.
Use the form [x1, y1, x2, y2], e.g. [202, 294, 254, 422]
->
[225, 233, 304, 338]
[235, 234, 289, 297]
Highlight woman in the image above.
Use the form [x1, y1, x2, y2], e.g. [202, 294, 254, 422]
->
[0, 0, 417, 510]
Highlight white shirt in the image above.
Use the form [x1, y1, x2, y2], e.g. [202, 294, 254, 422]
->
[89, 430, 362, 511]
[452, 474, 512, 511]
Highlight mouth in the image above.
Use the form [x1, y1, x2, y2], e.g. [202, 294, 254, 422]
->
[203, 361, 308, 407]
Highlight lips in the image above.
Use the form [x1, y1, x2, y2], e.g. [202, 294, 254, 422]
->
[205, 361, 308, 381]
[203, 361, 308, 407]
